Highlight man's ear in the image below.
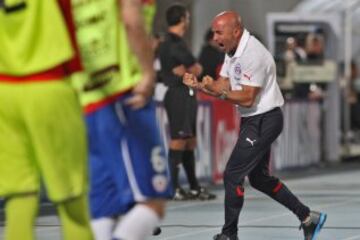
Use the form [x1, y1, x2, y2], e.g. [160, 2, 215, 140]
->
[233, 28, 241, 37]
[180, 16, 186, 25]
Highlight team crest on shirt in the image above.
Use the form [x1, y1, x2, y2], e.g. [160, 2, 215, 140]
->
[233, 63, 242, 77]
[232, 62, 242, 82]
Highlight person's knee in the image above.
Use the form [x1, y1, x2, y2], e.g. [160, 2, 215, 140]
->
[223, 167, 239, 186]
[141, 199, 166, 219]
[57, 194, 90, 223]
[169, 139, 187, 150]
[223, 169, 245, 196]
[248, 175, 280, 195]
[248, 176, 263, 190]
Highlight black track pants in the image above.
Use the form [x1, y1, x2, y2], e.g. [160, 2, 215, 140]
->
[221, 107, 310, 237]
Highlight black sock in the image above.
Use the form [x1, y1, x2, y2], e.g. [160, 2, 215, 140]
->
[182, 150, 200, 190]
[168, 149, 183, 190]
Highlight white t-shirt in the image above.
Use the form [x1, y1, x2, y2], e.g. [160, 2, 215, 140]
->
[220, 29, 284, 117]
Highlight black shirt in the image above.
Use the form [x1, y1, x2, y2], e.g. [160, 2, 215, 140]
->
[158, 32, 196, 87]
[198, 43, 224, 79]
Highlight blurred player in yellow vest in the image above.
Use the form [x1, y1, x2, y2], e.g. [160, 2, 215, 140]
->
[71, 0, 171, 239]
[0, 0, 93, 240]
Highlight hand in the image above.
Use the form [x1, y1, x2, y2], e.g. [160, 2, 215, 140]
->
[183, 73, 200, 89]
[202, 75, 218, 93]
[125, 71, 155, 109]
[172, 65, 186, 76]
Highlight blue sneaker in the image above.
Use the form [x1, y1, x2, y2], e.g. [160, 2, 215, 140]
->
[300, 211, 327, 240]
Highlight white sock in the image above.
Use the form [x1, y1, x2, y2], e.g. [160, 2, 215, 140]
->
[113, 205, 160, 240]
[91, 217, 116, 240]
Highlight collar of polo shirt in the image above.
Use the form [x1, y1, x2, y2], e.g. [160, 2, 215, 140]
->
[227, 29, 251, 59]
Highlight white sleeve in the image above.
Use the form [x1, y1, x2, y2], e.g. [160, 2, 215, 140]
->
[219, 55, 229, 78]
[238, 57, 266, 87]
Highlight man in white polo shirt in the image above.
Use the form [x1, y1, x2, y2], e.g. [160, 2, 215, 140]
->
[183, 11, 326, 240]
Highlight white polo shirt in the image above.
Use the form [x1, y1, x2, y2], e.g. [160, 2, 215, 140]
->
[220, 29, 284, 117]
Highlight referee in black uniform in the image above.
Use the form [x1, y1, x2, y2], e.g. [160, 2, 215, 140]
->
[158, 4, 215, 201]
[184, 11, 326, 240]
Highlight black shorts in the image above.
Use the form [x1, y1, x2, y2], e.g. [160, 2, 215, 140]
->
[164, 86, 197, 139]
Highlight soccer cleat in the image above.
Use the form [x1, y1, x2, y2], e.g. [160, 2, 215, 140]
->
[152, 226, 162, 236]
[213, 233, 239, 240]
[188, 187, 216, 200]
[173, 188, 190, 201]
[300, 211, 327, 240]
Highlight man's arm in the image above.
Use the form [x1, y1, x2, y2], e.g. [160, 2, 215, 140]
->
[172, 40, 203, 77]
[220, 85, 261, 107]
[183, 74, 230, 97]
[202, 76, 260, 107]
[183, 73, 260, 108]
[120, 0, 155, 108]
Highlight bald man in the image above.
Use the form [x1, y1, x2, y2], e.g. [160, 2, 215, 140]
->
[184, 11, 326, 240]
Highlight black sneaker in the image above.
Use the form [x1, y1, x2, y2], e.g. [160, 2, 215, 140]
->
[173, 188, 189, 201]
[300, 211, 327, 240]
[213, 233, 238, 240]
[152, 226, 161, 236]
[189, 187, 216, 200]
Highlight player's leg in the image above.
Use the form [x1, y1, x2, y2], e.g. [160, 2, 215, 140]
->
[0, 84, 43, 240]
[90, 217, 116, 240]
[168, 139, 188, 200]
[4, 194, 39, 240]
[218, 142, 263, 239]
[182, 137, 199, 191]
[247, 108, 326, 239]
[25, 81, 93, 240]
[184, 137, 216, 200]
[217, 109, 283, 239]
[181, 96, 200, 193]
[113, 200, 166, 240]
[219, 145, 248, 239]
[164, 88, 192, 200]
[112, 99, 171, 239]
[248, 150, 327, 240]
[248, 149, 311, 221]
[85, 105, 127, 239]
[57, 194, 93, 240]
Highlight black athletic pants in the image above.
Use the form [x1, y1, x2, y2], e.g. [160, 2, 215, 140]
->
[222, 107, 310, 237]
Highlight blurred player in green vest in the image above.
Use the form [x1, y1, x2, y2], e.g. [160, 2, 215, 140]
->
[71, 0, 171, 239]
[0, 0, 93, 240]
